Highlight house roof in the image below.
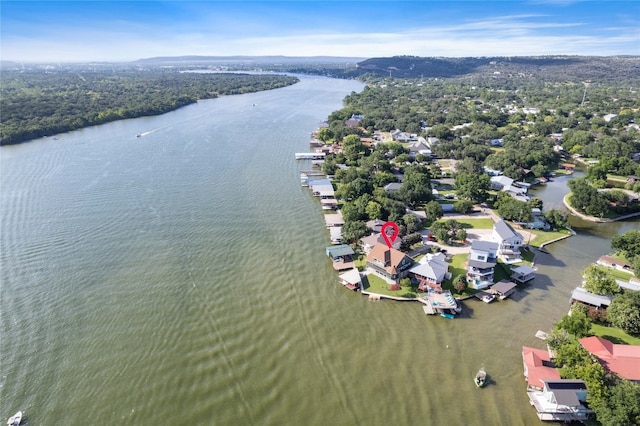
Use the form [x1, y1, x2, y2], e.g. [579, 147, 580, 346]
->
[326, 244, 354, 259]
[597, 255, 631, 268]
[490, 175, 514, 187]
[366, 244, 412, 274]
[493, 219, 522, 241]
[471, 240, 499, 252]
[366, 219, 385, 232]
[339, 268, 362, 286]
[522, 346, 560, 388]
[571, 287, 612, 308]
[324, 213, 344, 227]
[579, 336, 640, 381]
[384, 182, 402, 191]
[468, 259, 496, 269]
[542, 380, 587, 406]
[409, 257, 448, 283]
[491, 280, 517, 294]
[329, 226, 342, 241]
[360, 233, 400, 250]
[512, 265, 536, 275]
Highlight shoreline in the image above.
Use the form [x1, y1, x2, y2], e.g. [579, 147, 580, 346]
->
[562, 193, 640, 223]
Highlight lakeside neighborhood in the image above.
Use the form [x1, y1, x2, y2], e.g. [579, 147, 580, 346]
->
[298, 114, 640, 423]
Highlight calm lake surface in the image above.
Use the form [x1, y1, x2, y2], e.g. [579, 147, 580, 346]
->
[1, 75, 637, 425]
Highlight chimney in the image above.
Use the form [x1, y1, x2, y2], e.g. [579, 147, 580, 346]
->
[384, 248, 391, 266]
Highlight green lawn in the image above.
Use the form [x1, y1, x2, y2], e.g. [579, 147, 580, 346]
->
[362, 274, 419, 298]
[442, 254, 479, 298]
[437, 217, 494, 229]
[590, 323, 640, 345]
[526, 228, 572, 247]
[594, 264, 635, 282]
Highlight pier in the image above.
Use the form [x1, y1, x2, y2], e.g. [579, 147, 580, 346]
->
[295, 152, 326, 160]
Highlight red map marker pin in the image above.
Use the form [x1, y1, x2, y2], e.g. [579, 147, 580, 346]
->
[381, 221, 399, 249]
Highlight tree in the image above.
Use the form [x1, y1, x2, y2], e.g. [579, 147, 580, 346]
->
[395, 165, 432, 207]
[342, 134, 368, 161]
[340, 221, 369, 245]
[316, 127, 334, 142]
[453, 275, 467, 294]
[553, 339, 592, 367]
[611, 230, 640, 260]
[544, 209, 567, 230]
[430, 219, 465, 245]
[454, 199, 474, 214]
[582, 264, 621, 296]
[591, 378, 640, 426]
[424, 200, 444, 222]
[402, 214, 421, 234]
[607, 290, 640, 336]
[455, 228, 467, 242]
[555, 309, 592, 338]
[455, 173, 489, 202]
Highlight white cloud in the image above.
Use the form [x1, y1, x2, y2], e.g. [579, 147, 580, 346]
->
[2, 13, 638, 62]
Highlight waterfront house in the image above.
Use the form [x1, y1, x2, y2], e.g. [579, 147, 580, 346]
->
[326, 245, 355, 271]
[579, 336, 640, 383]
[360, 232, 400, 254]
[366, 244, 413, 283]
[492, 219, 523, 262]
[384, 182, 402, 194]
[490, 175, 514, 191]
[490, 280, 517, 299]
[511, 264, 536, 284]
[527, 379, 592, 422]
[596, 255, 633, 274]
[466, 241, 498, 290]
[338, 268, 362, 291]
[522, 346, 560, 391]
[409, 252, 450, 291]
[570, 287, 612, 311]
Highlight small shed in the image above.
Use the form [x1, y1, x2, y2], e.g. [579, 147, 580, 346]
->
[339, 268, 362, 291]
[511, 265, 536, 284]
[326, 245, 354, 261]
[491, 280, 517, 299]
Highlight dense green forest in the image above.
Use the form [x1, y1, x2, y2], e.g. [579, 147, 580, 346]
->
[0, 70, 298, 145]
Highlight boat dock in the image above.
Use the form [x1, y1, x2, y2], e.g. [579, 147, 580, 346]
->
[295, 152, 326, 160]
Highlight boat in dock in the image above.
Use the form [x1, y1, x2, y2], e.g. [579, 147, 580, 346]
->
[474, 369, 487, 388]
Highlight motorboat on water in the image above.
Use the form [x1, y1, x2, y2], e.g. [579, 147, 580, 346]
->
[7, 411, 22, 426]
[474, 369, 487, 388]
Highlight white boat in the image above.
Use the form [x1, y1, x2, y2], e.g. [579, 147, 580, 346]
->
[481, 294, 495, 303]
[7, 411, 22, 426]
[474, 369, 487, 388]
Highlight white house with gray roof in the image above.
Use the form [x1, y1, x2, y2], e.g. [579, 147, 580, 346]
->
[467, 241, 499, 290]
[492, 219, 523, 262]
[409, 252, 450, 291]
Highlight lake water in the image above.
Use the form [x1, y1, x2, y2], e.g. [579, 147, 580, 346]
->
[1, 75, 637, 425]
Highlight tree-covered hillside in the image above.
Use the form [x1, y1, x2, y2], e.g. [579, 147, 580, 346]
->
[348, 56, 640, 84]
[0, 70, 298, 145]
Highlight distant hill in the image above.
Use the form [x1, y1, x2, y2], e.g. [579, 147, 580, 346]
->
[134, 55, 365, 65]
[349, 55, 640, 83]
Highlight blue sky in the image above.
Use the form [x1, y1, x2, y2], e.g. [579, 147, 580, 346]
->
[2, 1, 639, 62]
